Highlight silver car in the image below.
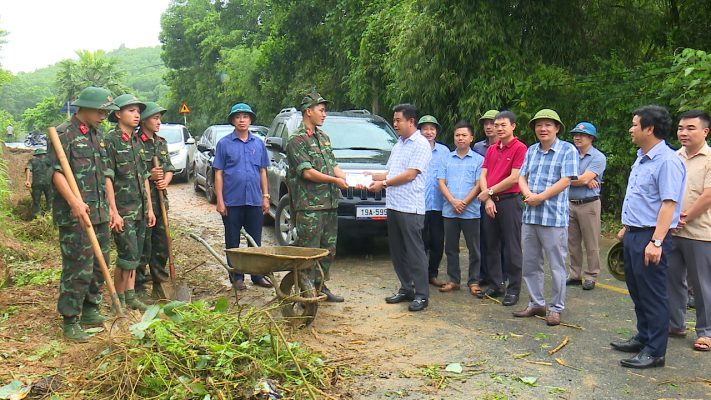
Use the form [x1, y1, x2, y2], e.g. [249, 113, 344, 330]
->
[157, 123, 196, 182]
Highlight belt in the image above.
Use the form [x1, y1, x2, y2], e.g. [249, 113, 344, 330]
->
[492, 193, 519, 202]
[625, 226, 655, 232]
[569, 196, 600, 205]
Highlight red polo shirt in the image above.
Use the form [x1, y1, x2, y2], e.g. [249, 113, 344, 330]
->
[482, 137, 527, 195]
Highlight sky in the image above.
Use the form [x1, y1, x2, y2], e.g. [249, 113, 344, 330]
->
[0, 0, 171, 73]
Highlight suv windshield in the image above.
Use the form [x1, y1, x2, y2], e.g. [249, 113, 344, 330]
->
[325, 119, 397, 151]
[158, 125, 184, 144]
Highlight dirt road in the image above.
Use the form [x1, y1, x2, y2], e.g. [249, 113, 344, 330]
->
[171, 182, 710, 399]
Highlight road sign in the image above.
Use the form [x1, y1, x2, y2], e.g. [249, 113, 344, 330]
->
[179, 102, 191, 114]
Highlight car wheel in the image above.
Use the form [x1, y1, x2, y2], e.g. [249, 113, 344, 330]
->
[193, 169, 201, 192]
[206, 172, 217, 204]
[275, 194, 297, 246]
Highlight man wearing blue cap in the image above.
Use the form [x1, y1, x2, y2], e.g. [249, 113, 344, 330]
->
[214, 103, 272, 291]
[567, 122, 607, 290]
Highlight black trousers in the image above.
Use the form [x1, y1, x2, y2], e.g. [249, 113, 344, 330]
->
[422, 210, 445, 279]
[481, 196, 523, 295]
[444, 217, 480, 285]
[388, 210, 429, 298]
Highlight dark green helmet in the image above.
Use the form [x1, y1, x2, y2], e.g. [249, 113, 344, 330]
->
[299, 91, 329, 112]
[529, 109, 565, 131]
[108, 94, 147, 123]
[141, 102, 167, 121]
[479, 109, 499, 123]
[227, 102, 256, 124]
[70, 87, 119, 111]
[417, 115, 441, 130]
[34, 148, 47, 156]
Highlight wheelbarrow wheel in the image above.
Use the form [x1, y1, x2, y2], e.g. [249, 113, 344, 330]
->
[607, 241, 625, 282]
[279, 271, 318, 327]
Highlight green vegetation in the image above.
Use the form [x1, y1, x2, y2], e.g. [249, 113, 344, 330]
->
[68, 300, 334, 399]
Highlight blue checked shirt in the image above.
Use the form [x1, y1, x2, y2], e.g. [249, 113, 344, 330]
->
[438, 149, 484, 219]
[386, 130, 432, 214]
[621, 141, 686, 228]
[425, 142, 450, 211]
[569, 146, 607, 199]
[520, 138, 579, 227]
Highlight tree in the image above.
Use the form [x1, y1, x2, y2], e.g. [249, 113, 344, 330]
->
[55, 50, 127, 103]
[20, 97, 63, 134]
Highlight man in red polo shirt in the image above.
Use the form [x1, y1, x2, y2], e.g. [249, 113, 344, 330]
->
[477, 111, 527, 306]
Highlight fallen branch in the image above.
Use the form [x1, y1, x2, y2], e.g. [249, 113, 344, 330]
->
[534, 315, 585, 330]
[485, 295, 502, 305]
[548, 335, 570, 355]
[525, 360, 553, 366]
[512, 352, 532, 359]
[555, 357, 581, 371]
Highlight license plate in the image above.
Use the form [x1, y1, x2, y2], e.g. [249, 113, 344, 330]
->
[356, 206, 387, 220]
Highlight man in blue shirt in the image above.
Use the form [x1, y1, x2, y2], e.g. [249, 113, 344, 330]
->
[611, 105, 686, 369]
[418, 115, 450, 287]
[438, 121, 484, 294]
[514, 109, 578, 327]
[567, 122, 607, 290]
[214, 103, 272, 291]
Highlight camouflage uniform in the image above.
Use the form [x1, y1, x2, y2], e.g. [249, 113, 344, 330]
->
[286, 123, 340, 281]
[105, 127, 149, 271]
[48, 116, 113, 318]
[136, 130, 174, 287]
[26, 153, 53, 217]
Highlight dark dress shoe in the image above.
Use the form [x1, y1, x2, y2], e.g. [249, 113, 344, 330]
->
[546, 311, 561, 326]
[232, 279, 247, 291]
[408, 297, 428, 312]
[566, 278, 583, 286]
[502, 294, 519, 306]
[321, 286, 344, 303]
[429, 277, 446, 287]
[582, 280, 595, 290]
[477, 287, 504, 299]
[610, 337, 645, 353]
[253, 278, 273, 288]
[512, 306, 546, 318]
[385, 291, 415, 304]
[620, 351, 665, 369]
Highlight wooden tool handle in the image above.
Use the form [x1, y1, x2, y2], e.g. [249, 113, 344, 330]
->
[47, 127, 124, 316]
[152, 156, 175, 281]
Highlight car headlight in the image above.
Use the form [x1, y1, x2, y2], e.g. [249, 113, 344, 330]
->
[169, 150, 180, 157]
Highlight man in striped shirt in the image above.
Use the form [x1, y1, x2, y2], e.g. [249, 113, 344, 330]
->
[514, 109, 578, 326]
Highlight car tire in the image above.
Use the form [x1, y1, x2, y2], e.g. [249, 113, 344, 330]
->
[193, 170, 201, 192]
[275, 194, 297, 246]
[206, 171, 217, 204]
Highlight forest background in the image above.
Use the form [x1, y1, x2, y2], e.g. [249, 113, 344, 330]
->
[1, 0, 711, 217]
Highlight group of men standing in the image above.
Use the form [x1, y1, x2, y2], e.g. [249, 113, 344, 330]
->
[47, 86, 174, 341]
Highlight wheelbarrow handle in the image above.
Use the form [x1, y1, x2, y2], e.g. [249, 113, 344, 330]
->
[188, 232, 235, 273]
[240, 227, 258, 247]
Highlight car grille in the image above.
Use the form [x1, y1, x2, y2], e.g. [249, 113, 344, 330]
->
[341, 187, 386, 200]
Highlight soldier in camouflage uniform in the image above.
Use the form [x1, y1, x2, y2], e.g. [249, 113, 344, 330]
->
[105, 94, 156, 311]
[48, 86, 119, 342]
[25, 148, 53, 218]
[286, 92, 348, 302]
[135, 102, 175, 299]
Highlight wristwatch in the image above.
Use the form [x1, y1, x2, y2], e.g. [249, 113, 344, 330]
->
[382, 180, 388, 188]
[650, 239, 662, 248]
[487, 188, 494, 196]
[263, 193, 271, 199]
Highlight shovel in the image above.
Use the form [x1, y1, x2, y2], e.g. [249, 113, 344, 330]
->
[152, 156, 191, 302]
[47, 127, 125, 316]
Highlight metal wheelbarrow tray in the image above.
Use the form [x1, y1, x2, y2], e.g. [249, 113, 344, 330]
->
[190, 232, 328, 326]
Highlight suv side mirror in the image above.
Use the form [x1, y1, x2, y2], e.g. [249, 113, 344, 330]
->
[197, 143, 209, 152]
[266, 137, 284, 152]
[185, 137, 196, 145]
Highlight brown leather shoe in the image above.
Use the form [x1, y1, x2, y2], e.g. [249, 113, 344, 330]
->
[546, 311, 561, 326]
[253, 278, 273, 288]
[439, 282, 461, 292]
[232, 279, 247, 291]
[429, 277, 446, 287]
[512, 306, 546, 318]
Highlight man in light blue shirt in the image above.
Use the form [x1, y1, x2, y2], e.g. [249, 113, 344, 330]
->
[567, 122, 607, 290]
[514, 109, 578, 327]
[418, 115, 450, 287]
[611, 105, 686, 369]
[368, 104, 432, 312]
[437, 121, 484, 294]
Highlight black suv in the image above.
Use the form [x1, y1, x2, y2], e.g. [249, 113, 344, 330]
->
[265, 108, 397, 245]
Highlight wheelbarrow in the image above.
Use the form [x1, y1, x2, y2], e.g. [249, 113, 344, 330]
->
[189, 230, 328, 326]
[607, 241, 625, 281]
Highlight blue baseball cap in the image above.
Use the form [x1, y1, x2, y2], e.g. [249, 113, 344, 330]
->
[570, 122, 598, 139]
[227, 103, 256, 124]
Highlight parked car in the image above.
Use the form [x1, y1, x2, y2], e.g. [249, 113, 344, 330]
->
[194, 124, 269, 203]
[264, 108, 397, 245]
[156, 123, 196, 182]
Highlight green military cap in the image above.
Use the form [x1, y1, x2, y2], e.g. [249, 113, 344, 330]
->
[141, 102, 167, 121]
[70, 86, 119, 111]
[108, 94, 147, 123]
[33, 148, 47, 155]
[299, 91, 329, 112]
[227, 102, 256, 124]
[417, 115, 441, 130]
[479, 109, 499, 122]
[529, 108, 565, 131]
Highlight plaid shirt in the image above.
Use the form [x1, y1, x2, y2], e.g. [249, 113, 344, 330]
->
[520, 138, 579, 227]
[386, 130, 431, 214]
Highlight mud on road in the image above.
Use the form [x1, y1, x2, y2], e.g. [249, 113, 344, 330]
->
[171, 182, 710, 399]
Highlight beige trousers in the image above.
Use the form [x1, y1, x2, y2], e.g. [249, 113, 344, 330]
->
[567, 199, 601, 280]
